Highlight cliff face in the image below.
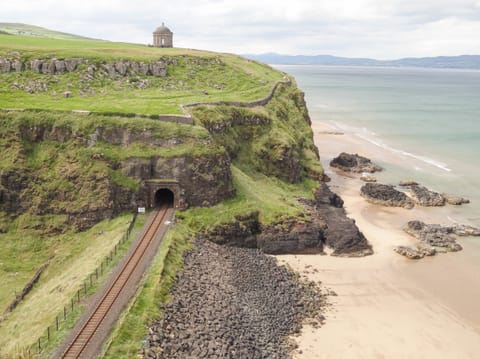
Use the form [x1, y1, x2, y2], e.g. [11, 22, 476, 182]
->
[0, 111, 234, 232]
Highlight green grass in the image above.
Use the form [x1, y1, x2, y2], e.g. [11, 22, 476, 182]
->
[177, 165, 318, 231]
[0, 23, 96, 40]
[102, 223, 192, 358]
[0, 212, 146, 355]
[0, 35, 284, 115]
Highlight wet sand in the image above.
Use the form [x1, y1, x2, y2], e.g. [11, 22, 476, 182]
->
[280, 121, 480, 359]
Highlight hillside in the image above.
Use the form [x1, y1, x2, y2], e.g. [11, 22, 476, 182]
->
[0, 22, 96, 40]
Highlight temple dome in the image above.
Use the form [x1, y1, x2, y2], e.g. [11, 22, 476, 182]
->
[154, 23, 172, 34]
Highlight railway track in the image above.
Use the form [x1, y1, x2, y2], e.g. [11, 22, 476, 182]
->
[60, 206, 170, 359]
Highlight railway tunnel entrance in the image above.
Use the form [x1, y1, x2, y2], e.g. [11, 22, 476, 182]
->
[155, 188, 174, 208]
[145, 180, 183, 209]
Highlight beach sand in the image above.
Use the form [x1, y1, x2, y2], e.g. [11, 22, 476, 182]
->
[280, 121, 480, 359]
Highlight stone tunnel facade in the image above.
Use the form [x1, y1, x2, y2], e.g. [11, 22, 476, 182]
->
[121, 155, 235, 211]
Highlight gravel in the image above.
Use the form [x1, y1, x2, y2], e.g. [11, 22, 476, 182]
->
[143, 238, 325, 359]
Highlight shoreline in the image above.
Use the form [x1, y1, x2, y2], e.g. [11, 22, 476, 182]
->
[280, 121, 480, 358]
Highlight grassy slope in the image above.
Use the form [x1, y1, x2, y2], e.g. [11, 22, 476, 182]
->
[0, 35, 283, 115]
[0, 213, 147, 354]
[0, 23, 95, 40]
[0, 32, 322, 357]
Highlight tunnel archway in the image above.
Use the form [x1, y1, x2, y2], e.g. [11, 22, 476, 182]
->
[154, 188, 174, 208]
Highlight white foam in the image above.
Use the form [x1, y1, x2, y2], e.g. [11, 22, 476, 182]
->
[332, 121, 452, 172]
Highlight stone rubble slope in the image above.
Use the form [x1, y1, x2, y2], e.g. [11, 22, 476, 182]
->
[143, 239, 325, 359]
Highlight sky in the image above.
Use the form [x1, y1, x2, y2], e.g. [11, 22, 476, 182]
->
[2, 0, 480, 59]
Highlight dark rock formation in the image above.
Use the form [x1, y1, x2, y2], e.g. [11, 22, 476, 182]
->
[143, 239, 326, 359]
[315, 184, 373, 257]
[360, 183, 414, 209]
[399, 180, 419, 187]
[0, 120, 235, 231]
[122, 153, 235, 208]
[399, 221, 480, 258]
[394, 244, 436, 260]
[409, 185, 445, 206]
[330, 152, 382, 173]
[203, 211, 325, 255]
[201, 182, 372, 257]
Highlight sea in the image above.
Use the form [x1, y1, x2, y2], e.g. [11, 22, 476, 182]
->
[275, 65, 480, 228]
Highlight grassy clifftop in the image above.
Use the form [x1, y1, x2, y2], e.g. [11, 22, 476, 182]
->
[0, 34, 283, 114]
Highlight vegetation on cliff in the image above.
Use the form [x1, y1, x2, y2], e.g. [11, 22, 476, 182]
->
[0, 31, 323, 357]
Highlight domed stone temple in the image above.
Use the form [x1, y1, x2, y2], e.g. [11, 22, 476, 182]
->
[153, 23, 173, 48]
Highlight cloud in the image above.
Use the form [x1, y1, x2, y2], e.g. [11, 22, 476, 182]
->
[1, 0, 480, 58]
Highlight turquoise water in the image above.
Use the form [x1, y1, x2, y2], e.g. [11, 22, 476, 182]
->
[276, 65, 480, 226]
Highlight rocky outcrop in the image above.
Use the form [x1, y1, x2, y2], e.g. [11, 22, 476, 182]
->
[397, 182, 470, 206]
[394, 244, 436, 260]
[399, 180, 419, 187]
[203, 211, 325, 255]
[143, 238, 325, 359]
[122, 153, 235, 208]
[201, 182, 372, 257]
[443, 194, 470, 205]
[0, 57, 168, 78]
[330, 152, 382, 173]
[360, 183, 414, 209]
[315, 184, 373, 257]
[396, 220, 480, 259]
[409, 185, 445, 206]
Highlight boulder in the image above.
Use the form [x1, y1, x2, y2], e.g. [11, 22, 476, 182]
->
[360, 183, 414, 209]
[114, 61, 128, 76]
[0, 59, 11, 73]
[30, 59, 44, 73]
[360, 174, 377, 182]
[54, 60, 66, 74]
[399, 180, 419, 187]
[443, 194, 470, 205]
[409, 185, 445, 206]
[64, 58, 83, 72]
[330, 152, 382, 173]
[150, 62, 167, 77]
[394, 246, 424, 259]
[403, 220, 480, 254]
[13, 60, 24, 72]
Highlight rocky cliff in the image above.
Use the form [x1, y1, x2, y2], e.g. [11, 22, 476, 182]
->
[0, 110, 233, 232]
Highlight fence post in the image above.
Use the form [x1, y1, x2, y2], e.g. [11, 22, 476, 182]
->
[38, 338, 41, 352]
[101, 262, 103, 275]
[64, 306, 67, 320]
[71, 298, 74, 311]
[90, 273, 93, 287]
[77, 289, 80, 303]
[47, 326, 50, 341]
[96, 268, 98, 279]
[56, 316, 59, 331]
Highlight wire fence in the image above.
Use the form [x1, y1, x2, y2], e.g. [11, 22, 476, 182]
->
[16, 212, 138, 358]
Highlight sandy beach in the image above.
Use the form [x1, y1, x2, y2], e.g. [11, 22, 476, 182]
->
[280, 121, 480, 358]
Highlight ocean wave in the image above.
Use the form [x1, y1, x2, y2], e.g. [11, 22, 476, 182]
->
[331, 121, 452, 172]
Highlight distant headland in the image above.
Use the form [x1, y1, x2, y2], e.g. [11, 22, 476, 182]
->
[244, 53, 480, 70]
